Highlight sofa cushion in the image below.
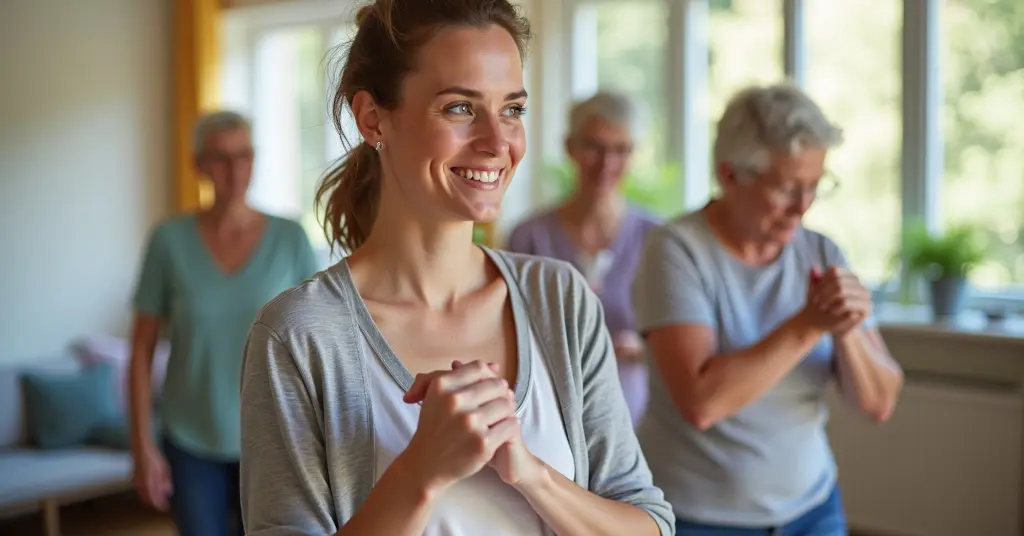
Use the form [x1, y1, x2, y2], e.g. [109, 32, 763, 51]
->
[21, 363, 119, 449]
[0, 357, 80, 449]
[0, 447, 131, 507]
[0, 370, 22, 449]
[72, 333, 170, 413]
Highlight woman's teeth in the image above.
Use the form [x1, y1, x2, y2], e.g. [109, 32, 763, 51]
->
[455, 168, 500, 183]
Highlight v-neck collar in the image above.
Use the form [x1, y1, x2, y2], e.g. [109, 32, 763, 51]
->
[191, 213, 275, 280]
[337, 246, 533, 410]
[549, 208, 635, 271]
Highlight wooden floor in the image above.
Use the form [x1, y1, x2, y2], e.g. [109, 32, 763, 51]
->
[0, 493, 175, 536]
[0, 493, 893, 536]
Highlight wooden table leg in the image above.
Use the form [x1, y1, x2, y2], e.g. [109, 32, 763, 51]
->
[41, 499, 60, 536]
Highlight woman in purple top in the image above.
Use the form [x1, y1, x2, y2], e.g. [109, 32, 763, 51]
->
[507, 91, 660, 426]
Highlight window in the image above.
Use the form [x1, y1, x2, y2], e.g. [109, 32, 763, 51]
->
[941, 0, 1024, 291]
[249, 27, 325, 240]
[564, 0, 681, 218]
[222, 16, 357, 259]
[707, 0, 784, 194]
[801, 0, 902, 285]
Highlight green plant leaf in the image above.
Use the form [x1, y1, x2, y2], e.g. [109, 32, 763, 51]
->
[895, 219, 986, 281]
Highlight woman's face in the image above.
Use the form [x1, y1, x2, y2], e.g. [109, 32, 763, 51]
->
[720, 147, 828, 245]
[376, 25, 527, 224]
[195, 128, 254, 204]
[566, 117, 633, 196]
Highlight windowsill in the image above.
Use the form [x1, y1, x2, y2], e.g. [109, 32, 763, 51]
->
[873, 303, 1024, 389]
[876, 302, 1024, 345]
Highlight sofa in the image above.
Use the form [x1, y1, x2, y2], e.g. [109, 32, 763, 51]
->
[0, 335, 169, 536]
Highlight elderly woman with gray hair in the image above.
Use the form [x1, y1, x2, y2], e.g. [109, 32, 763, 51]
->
[507, 91, 660, 427]
[632, 83, 904, 535]
[128, 111, 319, 535]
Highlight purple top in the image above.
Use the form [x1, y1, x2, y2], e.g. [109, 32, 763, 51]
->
[507, 207, 660, 334]
[506, 206, 661, 426]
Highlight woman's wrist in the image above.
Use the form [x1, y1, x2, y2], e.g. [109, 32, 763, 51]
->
[390, 450, 449, 505]
[510, 454, 552, 495]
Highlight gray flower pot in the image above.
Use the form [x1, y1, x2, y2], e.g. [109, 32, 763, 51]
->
[929, 276, 967, 318]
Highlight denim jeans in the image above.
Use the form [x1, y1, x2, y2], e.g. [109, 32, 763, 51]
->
[675, 487, 848, 536]
[162, 437, 244, 536]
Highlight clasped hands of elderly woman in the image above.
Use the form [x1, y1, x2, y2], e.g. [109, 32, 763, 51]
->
[800, 265, 872, 337]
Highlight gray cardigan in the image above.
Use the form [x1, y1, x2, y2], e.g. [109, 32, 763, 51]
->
[239, 247, 675, 535]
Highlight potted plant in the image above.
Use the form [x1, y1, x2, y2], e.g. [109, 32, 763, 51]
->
[897, 222, 985, 318]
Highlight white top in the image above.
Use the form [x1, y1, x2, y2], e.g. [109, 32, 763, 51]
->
[366, 330, 576, 536]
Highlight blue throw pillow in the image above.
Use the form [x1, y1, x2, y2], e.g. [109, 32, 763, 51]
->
[21, 363, 119, 449]
[89, 414, 161, 451]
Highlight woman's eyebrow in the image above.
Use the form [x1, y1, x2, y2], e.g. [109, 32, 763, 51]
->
[435, 86, 528, 101]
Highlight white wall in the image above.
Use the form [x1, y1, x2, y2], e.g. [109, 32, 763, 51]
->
[0, 0, 171, 364]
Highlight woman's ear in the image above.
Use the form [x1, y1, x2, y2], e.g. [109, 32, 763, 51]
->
[716, 161, 737, 190]
[351, 90, 383, 147]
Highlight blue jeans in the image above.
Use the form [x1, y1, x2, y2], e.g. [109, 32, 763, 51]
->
[162, 438, 244, 536]
[675, 487, 847, 536]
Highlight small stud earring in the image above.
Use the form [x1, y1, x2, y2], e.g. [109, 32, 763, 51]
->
[374, 140, 383, 152]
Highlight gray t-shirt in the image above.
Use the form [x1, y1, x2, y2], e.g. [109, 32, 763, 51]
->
[632, 210, 860, 527]
[239, 247, 675, 535]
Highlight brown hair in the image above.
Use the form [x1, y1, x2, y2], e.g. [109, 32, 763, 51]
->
[315, 0, 532, 254]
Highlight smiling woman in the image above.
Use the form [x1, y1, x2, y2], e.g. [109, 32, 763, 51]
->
[238, 1, 673, 536]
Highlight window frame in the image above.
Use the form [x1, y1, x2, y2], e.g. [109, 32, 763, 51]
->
[220, 2, 360, 265]
[545, 0, 1023, 313]
[218, 0, 1024, 311]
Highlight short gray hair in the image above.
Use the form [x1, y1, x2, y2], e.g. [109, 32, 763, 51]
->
[193, 110, 251, 155]
[713, 83, 843, 173]
[567, 91, 644, 142]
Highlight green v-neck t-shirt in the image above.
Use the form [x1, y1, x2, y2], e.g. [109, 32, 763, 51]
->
[133, 213, 319, 460]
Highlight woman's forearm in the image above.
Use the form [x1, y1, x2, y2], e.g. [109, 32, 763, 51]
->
[514, 459, 660, 536]
[684, 315, 823, 428]
[128, 351, 155, 453]
[834, 327, 903, 422]
[336, 455, 438, 536]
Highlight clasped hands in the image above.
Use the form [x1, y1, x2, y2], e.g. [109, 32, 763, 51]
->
[397, 359, 546, 496]
[801, 265, 872, 336]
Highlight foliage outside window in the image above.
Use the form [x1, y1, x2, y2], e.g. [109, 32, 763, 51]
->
[588, 0, 673, 215]
[708, 0, 784, 198]
[543, 160, 683, 219]
[800, 0, 902, 286]
[941, 0, 1024, 292]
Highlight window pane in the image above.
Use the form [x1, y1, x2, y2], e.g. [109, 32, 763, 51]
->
[802, 1, 902, 284]
[707, 0, 784, 194]
[590, 1, 681, 218]
[942, 0, 1024, 290]
[325, 25, 360, 164]
[250, 27, 324, 224]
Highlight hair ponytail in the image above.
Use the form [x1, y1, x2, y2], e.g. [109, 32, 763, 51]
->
[316, 142, 382, 255]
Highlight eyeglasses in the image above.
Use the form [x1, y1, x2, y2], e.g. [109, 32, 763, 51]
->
[199, 149, 255, 166]
[745, 169, 841, 206]
[576, 139, 633, 159]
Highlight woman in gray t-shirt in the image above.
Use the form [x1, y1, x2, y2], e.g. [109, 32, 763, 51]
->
[632, 83, 904, 536]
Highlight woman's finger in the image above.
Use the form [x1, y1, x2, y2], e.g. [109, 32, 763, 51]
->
[404, 370, 448, 403]
[465, 392, 517, 431]
[405, 360, 500, 403]
[485, 415, 521, 449]
[449, 377, 511, 411]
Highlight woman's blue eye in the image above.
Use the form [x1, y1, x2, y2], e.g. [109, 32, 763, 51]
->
[447, 103, 472, 115]
[505, 105, 527, 119]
